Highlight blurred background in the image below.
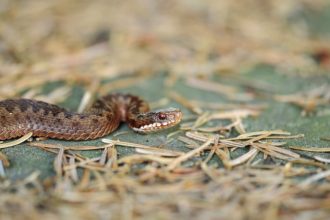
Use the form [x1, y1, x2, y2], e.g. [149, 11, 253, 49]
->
[0, 0, 329, 98]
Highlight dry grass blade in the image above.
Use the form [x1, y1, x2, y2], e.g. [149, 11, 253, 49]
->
[99, 147, 108, 165]
[186, 77, 238, 96]
[78, 79, 100, 113]
[289, 146, 330, 152]
[215, 149, 231, 168]
[34, 86, 72, 104]
[300, 170, 330, 187]
[320, 136, 330, 141]
[91, 170, 107, 191]
[209, 109, 261, 120]
[29, 142, 113, 151]
[69, 156, 79, 182]
[226, 131, 304, 141]
[63, 157, 101, 171]
[77, 90, 93, 113]
[313, 155, 330, 163]
[0, 152, 9, 177]
[167, 130, 182, 138]
[98, 76, 150, 95]
[102, 139, 183, 157]
[78, 169, 91, 189]
[149, 98, 169, 109]
[135, 148, 180, 157]
[186, 77, 255, 101]
[232, 130, 291, 139]
[167, 138, 214, 171]
[54, 147, 65, 178]
[22, 88, 42, 99]
[221, 139, 247, 148]
[190, 100, 268, 111]
[21, 171, 41, 185]
[106, 146, 118, 169]
[168, 92, 202, 114]
[289, 159, 327, 170]
[227, 148, 258, 167]
[117, 154, 174, 164]
[177, 136, 200, 148]
[0, 132, 33, 149]
[185, 131, 215, 143]
[245, 131, 274, 143]
[192, 112, 211, 129]
[233, 117, 246, 134]
[0, 161, 5, 177]
[253, 142, 300, 159]
[200, 162, 218, 181]
[185, 131, 247, 148]
[0, 152, 10, 167]
[184, 130, 302, 163]
[274, 85, 330, 115]
[194, 126, 229, 133]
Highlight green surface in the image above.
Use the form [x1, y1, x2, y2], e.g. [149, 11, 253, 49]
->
[304, 5, 330, 35]
[2, 65, 330, 180]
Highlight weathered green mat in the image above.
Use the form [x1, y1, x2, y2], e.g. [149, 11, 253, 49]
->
[1, 1, 330, 219]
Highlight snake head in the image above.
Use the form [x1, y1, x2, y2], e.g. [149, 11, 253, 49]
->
[132, 108, 182, 133]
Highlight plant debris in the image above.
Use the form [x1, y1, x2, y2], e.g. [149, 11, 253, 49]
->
[0, 132, 33, 149]
[0, 0, 330, 219]
[275, 84, 330, 116]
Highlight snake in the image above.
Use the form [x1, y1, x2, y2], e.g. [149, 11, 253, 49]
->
[0, 94, 182, 140]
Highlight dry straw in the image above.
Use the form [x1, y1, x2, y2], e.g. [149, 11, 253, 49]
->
[1, 0, 330, 219]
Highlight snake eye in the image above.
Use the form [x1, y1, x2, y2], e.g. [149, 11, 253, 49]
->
[158, 113, 167, 120]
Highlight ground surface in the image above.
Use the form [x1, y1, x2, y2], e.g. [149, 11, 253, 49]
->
[1, 1, 330, 219]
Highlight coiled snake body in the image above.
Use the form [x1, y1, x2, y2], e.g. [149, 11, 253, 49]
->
[0, 94, 182, 140]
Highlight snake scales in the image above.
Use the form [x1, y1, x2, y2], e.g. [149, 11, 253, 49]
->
[0, 94, 182, 140]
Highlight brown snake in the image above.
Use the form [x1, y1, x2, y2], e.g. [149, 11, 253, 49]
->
[0, 94, 182, 140]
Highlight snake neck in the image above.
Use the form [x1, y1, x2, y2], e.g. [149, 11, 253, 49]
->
[88, 93, 150, 124]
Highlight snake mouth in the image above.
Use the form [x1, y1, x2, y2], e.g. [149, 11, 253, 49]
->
[132, 110, 182, 133]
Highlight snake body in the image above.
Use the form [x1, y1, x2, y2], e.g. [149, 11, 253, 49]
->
[0, 94, 182, 140]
